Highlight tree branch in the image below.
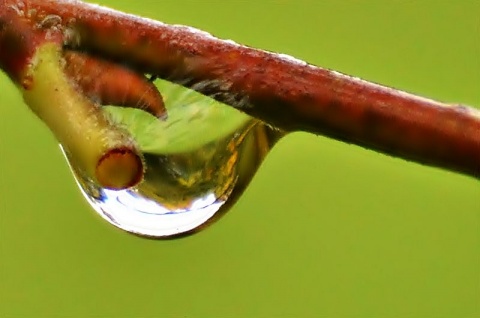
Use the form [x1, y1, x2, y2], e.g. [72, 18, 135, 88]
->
[1, 0, 479, 179]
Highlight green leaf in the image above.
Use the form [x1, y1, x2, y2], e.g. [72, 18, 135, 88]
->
[105, 80, 250, 154]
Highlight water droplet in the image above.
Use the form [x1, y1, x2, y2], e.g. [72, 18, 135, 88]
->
[62, 80, 283, 238]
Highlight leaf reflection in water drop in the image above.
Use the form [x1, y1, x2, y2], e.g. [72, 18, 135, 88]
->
[62, 80, 283, 238]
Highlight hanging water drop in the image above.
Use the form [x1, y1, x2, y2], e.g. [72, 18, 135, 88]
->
[62, 80, 283, 238]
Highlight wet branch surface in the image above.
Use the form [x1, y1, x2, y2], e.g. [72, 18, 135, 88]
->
[1, 0, 479, 179]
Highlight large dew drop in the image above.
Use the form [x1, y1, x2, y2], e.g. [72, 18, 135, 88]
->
[62, 80, 282, 238]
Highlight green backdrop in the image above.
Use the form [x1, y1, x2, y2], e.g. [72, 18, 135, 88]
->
[1, 1, 479, 317]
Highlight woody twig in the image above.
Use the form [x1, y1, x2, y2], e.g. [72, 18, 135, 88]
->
[1, 0, 479, 179]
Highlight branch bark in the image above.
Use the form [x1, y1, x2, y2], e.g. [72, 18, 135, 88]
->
[1, 0, 479, 179]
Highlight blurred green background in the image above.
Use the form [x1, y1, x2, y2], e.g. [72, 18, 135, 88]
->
[1, 1, 479, 317]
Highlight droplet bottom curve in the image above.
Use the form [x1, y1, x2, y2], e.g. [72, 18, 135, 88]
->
[62, 119, 281, 238]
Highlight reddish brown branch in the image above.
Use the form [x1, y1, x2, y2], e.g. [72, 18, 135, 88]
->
[1, 0, 480, 178]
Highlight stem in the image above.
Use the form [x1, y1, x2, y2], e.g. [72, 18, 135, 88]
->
[23, 44, 143, 189]
[2, 0, 480, 179]
[0, 6, 143, 189]
[63, 50, 166, 118]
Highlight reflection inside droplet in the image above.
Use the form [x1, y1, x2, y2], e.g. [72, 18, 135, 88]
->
[62, 80, 283, 238]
